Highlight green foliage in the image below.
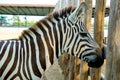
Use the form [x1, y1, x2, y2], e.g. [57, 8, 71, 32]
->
[12, 16, 35, 27]
[104, 20, 108, 27]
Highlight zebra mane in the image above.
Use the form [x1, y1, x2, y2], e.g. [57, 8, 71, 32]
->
[19, 6, 75, 40]
[48, 6, 75, 19]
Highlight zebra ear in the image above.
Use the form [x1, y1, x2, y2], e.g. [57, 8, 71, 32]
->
[68, 2, 87, 24]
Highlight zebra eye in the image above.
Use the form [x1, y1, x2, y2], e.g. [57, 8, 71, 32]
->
[79, 32, 88, 37]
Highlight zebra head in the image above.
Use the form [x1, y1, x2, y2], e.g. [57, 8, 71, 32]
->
[63, 2, 104, 68]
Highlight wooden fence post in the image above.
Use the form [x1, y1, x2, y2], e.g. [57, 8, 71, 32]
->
[105, 0, 120, 80]
[84, 0, 92, 32]
[54, 0, 79, 11]
[90, 0, 106, 80]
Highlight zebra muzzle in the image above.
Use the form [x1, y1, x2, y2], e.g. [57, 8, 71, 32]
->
[81, 48, 104, 68]
[87, 48, 104, 68]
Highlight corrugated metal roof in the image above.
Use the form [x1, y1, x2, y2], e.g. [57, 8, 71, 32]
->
[0, 4, 54, 16]
[0, 4, 110, 17]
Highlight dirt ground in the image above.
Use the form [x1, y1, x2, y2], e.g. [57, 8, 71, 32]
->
[0, 27, 27, 40]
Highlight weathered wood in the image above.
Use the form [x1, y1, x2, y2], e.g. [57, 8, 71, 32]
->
[54, 0, 79, 11]
[84, 0, 92, 32]
[41, 60, 64, 80]
[90, 0, 106, 80]
[58, 53, 81, 80]
[79, 61, 88, 80]
[94, 0, 106, 48]
[105, 0, 120, 80]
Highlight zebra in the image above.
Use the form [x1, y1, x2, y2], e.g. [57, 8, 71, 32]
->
[0, 2, 104, 80]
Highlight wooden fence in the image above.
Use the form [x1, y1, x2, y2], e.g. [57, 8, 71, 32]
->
[105, 0, 120, 80]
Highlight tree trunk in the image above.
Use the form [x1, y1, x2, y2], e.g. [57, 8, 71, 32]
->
[105, 0, 120, 80]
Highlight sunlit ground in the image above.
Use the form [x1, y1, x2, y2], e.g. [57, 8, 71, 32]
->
[0, 27, 27, 40]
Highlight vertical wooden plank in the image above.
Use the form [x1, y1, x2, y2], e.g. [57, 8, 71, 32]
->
[90, 0, 106, 80]
[66, 0, 73, 6]
[94, 0, 106, 48]
[54, 0, 79, 11]
[61, 0, 66, 9]
[79, 62, 88, 80]
[105, 0, 120, 80]
[84, 0, 92, 32]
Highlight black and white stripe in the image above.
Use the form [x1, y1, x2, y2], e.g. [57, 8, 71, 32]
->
[0, 2, 104, 80]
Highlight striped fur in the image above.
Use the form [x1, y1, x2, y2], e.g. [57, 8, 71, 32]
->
[0, 6, 104, 80]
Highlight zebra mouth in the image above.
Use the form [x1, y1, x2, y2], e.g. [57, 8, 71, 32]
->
[81, 49, 97, 63]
